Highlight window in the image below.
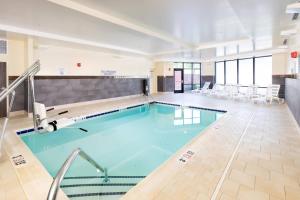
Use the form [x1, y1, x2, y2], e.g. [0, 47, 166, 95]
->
[239, 59, 253, 85]
[225, 60, 237, 84]
[0, 40, 7, 54]
[215, 56, 272, 87]
[174, 62, 183, 69]
[173, 62, 201, 92]
[184, 63, 192, 91]
[255, 56, 272, 87]
[216, 62, 225, 84]
[193, 63, 201, 89]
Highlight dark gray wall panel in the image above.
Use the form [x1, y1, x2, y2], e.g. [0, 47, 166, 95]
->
[157, 76, 174, 92]
[285, 78, 300, 126]
[0, 62, 7, 117]
[9, 76, 145, 111]
[34, 77, 144, 107]
[201, 76, 215, 89]
[272, 74, 295, 98]
[9, 79, 26, 112]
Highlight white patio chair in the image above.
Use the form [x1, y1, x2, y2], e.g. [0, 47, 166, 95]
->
[252, 85, 280, 104]
[266, 84, 281, 104]
[191, 85, 201, 93]
[208, 84, 221, 96]
[217, 84, 232, 98]
[199, 82, 211, 95]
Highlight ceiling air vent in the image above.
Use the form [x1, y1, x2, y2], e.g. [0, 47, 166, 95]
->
[0, 40, 7, 54]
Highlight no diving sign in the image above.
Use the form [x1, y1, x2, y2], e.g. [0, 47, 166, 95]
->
[11, 155, 26, 166]
[178, 150, 195, 164]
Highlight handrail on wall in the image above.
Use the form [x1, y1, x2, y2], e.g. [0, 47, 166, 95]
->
[47, 148, 108, 200]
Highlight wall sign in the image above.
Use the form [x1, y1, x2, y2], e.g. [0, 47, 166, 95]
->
[58, 67, 65, 75]
[101, 70, 117, 76]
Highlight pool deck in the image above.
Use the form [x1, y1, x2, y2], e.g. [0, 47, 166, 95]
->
[1, 93, 300, 200]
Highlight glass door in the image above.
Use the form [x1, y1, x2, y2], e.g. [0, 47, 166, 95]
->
[174, 69, 184, 93]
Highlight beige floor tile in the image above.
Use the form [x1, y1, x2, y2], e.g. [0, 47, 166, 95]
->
[285, 186, 300, 200]
[271, 171, 300, 189]
[270, 196, 284, 200]
[229, 169, 255, 189]
[237, 185, 269, 200]
[283, 165, 300, 178]
[255, 177, 285, 199]
[220, 179, 240, 197]
[245, 163, 270, 180]
[219, 193, 236, 200]
[259, 159, 283, 173]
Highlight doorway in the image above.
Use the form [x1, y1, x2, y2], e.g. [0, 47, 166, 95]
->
[0, 62, 7, 118]
[174, 69, 184, 93]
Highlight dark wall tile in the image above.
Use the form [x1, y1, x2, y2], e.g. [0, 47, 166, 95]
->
[201, 76, 215, 89]
[34, 77, 145, 107]
[285, 78, 300, 126]
[272, 74, 295, 98]
[157, 76, 174, 92]
[9, 78, 26, 112]
[10, 76, 145, 111]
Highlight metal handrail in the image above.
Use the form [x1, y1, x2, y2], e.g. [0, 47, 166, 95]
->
[0, 60, 40, 155]
[47, 148, 108, 200]
[0, 60, 40, 102]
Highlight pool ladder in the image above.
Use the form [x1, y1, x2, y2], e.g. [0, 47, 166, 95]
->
[47, 148, 144, 199]
[47, 148, 108, 200]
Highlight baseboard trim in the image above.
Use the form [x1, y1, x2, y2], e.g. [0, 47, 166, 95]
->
[10, 110, 27, 117]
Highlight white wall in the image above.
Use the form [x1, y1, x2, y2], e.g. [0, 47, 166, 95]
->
[150, 62, 174, 94]
[272, 53, 288, 75]
[201, 61, 214, 75]
[286, 34, 300, 75]
[0, 39, 26, 76]
[34, 45, 152, 77]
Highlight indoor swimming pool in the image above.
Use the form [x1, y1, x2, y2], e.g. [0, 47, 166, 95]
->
[20, 103, 224, 198]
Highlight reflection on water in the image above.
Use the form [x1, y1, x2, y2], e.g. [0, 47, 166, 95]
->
[173, 107, 223, 126]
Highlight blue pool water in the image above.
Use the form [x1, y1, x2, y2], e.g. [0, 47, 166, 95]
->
[21, 103, 224, 179]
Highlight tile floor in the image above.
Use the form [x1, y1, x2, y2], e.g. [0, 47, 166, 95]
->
[0, 93, 299, 200]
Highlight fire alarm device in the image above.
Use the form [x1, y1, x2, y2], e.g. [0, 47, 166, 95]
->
[291, 51, 298, 58]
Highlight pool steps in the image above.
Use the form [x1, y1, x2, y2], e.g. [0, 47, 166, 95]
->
[61, 175, 146, 198]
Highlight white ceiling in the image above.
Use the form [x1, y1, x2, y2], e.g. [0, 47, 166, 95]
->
[0, 0, 297, 60]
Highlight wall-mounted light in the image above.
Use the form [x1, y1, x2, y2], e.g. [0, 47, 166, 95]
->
[280, 29, 297, 36]
[286, 2, 300, 14]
